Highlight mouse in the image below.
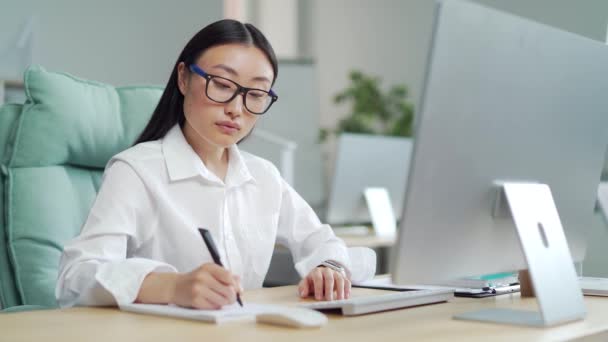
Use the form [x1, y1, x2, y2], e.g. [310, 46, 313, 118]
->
[256, 307, 328, 329]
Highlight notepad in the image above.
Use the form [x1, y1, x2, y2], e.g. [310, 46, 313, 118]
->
[120, 303, 285, 324]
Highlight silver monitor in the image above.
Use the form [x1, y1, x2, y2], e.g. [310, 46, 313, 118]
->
[390, 0, 608, 326]
[325, 133, 412, 226]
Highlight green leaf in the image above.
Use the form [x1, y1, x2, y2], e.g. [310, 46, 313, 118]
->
[327, 70, 415, 139]
[318, 128, 330, 143]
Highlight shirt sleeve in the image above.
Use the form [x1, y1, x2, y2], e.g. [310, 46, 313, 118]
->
[275, 178, 376, 281]
[55, 160, 177, 308]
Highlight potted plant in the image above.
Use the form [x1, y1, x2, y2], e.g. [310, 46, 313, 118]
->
[317, 70, 416, 241]
[319, 70, 416, 219]
[319, 70, 414, 142]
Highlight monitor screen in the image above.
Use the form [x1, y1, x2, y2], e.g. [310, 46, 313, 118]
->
[325, 133, 412, 226]
[391, 0, 608, 285]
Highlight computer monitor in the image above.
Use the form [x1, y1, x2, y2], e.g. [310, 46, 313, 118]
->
[325, 133, 412, 226]
[390, 0, 608, 326]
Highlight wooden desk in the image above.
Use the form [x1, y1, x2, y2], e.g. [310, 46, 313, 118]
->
[336, 233, 395, 248]
[2, 286, 608, 341]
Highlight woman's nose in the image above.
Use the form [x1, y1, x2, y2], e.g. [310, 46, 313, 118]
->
[224, 91, 246, 116]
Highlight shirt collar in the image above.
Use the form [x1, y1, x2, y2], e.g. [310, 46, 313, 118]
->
[162, 125, 255, 187]
[225, 144, 256, 187]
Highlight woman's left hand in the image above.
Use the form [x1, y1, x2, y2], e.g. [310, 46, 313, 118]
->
[298, 266, 351, 301]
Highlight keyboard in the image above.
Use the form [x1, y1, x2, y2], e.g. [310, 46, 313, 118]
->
[298, 289, 454, 316]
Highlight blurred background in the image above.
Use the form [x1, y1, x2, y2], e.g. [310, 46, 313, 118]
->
[4, 0, 607, 211]
[2, 0, 608, 282]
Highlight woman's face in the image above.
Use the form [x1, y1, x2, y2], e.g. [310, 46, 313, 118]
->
[178, 43, 274, 149]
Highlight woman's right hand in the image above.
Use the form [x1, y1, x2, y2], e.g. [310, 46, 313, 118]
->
[170, 263, 243, 310]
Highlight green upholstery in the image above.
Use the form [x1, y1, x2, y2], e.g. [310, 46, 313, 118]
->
[0, 104, 22, 309]
[0, 65, 162, 310]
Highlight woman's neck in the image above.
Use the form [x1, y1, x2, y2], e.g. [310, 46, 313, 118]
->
[182, 124, 230, 181]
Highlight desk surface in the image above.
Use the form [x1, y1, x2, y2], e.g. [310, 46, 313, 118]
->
[2, 286, 608, 342]
[335, 232, 395, 248]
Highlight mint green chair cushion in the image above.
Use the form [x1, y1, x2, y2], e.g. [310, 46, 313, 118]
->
[3, 65, 162, 308]
[0, 104, 22, 309]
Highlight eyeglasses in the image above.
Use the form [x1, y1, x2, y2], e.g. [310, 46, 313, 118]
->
[188, 64, 278, 115]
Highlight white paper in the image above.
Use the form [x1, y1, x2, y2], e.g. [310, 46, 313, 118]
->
[120, 303, 288, 324]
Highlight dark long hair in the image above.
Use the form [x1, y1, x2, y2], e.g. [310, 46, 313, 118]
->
[134, 19, 278, 144]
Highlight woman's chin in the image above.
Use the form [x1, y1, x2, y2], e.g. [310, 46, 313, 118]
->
[210, 134, 240, 147]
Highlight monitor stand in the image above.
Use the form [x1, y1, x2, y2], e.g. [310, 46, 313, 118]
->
[363, 187, 397, 238]
[597, 182, 608, 225]
[453, 182, 586, 327]
[577, 182, 608, 295]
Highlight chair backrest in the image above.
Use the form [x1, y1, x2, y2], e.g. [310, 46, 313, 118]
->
[0, 103, 23, 309]
[0, 65, 162, 309]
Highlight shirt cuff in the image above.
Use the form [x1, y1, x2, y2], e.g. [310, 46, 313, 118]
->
[95, 258, 177, 305]
[347, 247, 377, 283]
[294, 243, 351, 279]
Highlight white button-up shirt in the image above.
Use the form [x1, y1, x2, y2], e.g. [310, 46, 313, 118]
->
[56, 125, 374, 307]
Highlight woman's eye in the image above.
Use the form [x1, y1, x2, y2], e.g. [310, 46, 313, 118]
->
[212, 79, 233, 89]
[249, 91, 267, 99]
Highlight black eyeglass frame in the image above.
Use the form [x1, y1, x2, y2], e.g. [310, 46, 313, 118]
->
[189, 64, 278, 115]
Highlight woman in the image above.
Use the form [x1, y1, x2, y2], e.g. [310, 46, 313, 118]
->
[56, 19, 375, 310]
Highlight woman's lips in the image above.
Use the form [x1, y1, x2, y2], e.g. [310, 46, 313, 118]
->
[216, 121, 241, 134]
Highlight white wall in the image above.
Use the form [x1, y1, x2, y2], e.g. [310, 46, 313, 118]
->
[0, 0, 223, 86]
[254, 0, 298, 59]
[311, 0, 608, 130]
[311, 0, 434, 129]
[240, 61, 324, 209]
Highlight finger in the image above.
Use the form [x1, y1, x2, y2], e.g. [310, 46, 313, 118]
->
[192, 297, 219, 310]
[335, 273, 345, 300]
[201, 272, 237, 304]
[195, 287, 226, 309]
[323, 268, 335, 301]
[298, 278, 310, 298]
[205, 266, 241, 301]
[309, 276, 316, 297]
[307, 276, 315, 298]
[233, 274, 243, 294]
[206, 264, 237, 286]
[344, 278, 352, 299]
[312, 268, 324, 301]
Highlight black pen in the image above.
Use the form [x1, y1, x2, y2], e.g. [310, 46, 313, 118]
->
[198, 228, 243, 307]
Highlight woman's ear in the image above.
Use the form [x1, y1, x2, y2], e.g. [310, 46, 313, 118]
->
[177, 62, 188, 96]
